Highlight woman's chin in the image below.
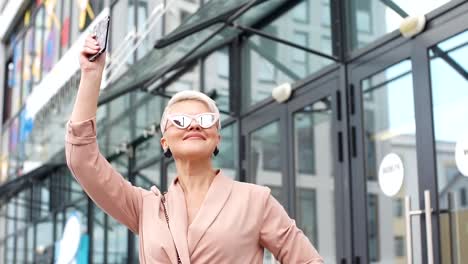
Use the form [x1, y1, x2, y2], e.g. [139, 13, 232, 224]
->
[174, 148, 212, 160]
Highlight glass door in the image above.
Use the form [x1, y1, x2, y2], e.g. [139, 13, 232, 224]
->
[428, 29, 468, 264]
[241, 74, 347, 263]
[349, 5, 468, 264]
[349, 42, 425, 264]
[287, 83, 342, 264]
[242, 102, 287, 264]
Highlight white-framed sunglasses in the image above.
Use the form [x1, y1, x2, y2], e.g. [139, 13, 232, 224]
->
[165, 112, 220, 131]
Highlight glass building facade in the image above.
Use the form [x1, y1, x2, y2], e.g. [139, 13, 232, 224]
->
[0, 0, 467, 263]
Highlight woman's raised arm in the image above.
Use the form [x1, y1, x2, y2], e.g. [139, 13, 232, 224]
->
[65, 34, 144, 234]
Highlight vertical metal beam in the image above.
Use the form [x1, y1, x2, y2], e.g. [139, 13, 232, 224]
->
[346, 0, 359, 52]
[412, 39, 441, 264]
[33, 220, 37, 263]
[230, 36, 243, 182]
[127, 145, 136, 264]
[330, 0, 349, 62]
[87, 198, 94, 264]
[338, 64, 353, 264]
[12, 198, 17, 264]
[52, 212, 57, 263]
[200, 57, 205, 92]
[103, 214, 108, 264]
[229, 36, 242, 117]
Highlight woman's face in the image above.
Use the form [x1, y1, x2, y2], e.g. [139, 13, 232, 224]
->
[160, 100, 220, 160]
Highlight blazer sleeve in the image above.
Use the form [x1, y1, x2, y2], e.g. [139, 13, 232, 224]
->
[65, 117, 143, 234]
[259, 188, 323, 264]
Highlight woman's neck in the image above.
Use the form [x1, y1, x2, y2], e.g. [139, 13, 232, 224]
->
[174, 158, 217, 194]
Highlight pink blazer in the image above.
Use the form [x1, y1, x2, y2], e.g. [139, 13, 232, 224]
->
[65, 117, 323, 264]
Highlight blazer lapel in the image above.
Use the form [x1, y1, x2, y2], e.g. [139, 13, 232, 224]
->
[167, 183, 191, 264]
[187, 172, 234, 256]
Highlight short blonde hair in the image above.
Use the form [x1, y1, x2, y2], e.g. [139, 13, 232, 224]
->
[160, 90, 221, 134]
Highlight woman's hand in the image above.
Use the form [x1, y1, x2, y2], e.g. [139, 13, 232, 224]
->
[70, 34, 106, 122]
[79, 33, 106, 74]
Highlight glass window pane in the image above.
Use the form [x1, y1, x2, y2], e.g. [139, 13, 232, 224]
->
[430, 30, 468, 263]
[69, 0, 80, 45]
[321, 1, 330, 27]
[134, 92, 164, 169]
[293, 99, 336, 262]
[100, 93, 132, 156]
[203, 47, 230, 115]
[361, 60, 415, 262]
[35, 216, 54, 263]
[111, 0, 137, 65]
[165, 63, 200, 94]
[242, 0, 334, 109]
[107, 215, 128, 263]
[12, 39, 23, 116]
[23, 27, 34, 105]
[348, 0, 452, 50]
[161, 0, 245, 42]
[93, 207, 105, 264]
[213, 123, 237, 179]
[1, 129, 9, 181]
[33, 7, 45, 85]
[136, 162, 161, 189]
[40, 179, 50, 218]
[135, 138, 161, 170]
[250, 122, 284, 204]
[16, 229, 25, 263]
[7, 199, 16, 236]
[164, 0, 201, 36]
[136, 0, 164, 59]
[56, 210, 64, 243]
[6, 236, 14, 263]
[167, 161, 177, 190]
[26, 225, 34, 262]
[61, 0, 72, 52]
[42, 0, 61, 76]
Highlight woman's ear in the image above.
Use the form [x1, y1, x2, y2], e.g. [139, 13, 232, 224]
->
[160, 137, 167, 151]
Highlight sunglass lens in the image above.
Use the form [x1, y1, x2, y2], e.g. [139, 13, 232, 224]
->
[172, 115, 189, 128]
[198, 114, 216, 128]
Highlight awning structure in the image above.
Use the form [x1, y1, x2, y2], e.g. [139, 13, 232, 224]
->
[81, 0, 468, 106]
[0, 165, 60, 206]
[98, 0, 299, 105]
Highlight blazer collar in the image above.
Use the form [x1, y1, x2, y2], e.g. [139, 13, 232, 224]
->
[186, 171, 233, 256]
[167, 170, 234, 260]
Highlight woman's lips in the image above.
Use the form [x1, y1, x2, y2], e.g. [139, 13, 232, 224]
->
[183, 133, 206, 140]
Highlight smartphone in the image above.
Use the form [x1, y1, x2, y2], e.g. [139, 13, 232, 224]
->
[88, 16, 110, 62]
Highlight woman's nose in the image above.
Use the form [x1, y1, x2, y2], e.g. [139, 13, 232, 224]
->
[187, 119, 201, 130]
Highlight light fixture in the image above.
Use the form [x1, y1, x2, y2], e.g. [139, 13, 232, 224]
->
[400, 15, 426, 38]
[272, 83, 292, 103]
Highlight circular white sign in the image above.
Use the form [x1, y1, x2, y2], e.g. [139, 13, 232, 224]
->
[455, 137, 468, 177]
[378, 153, 404, 197]
[57, 213, 81, 264]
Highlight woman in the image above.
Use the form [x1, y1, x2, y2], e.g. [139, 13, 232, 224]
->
[65, 34, 323, 263]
